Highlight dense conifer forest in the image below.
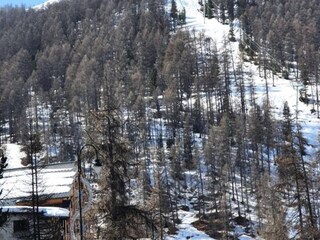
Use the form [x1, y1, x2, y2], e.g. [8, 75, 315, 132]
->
[1, 0, 320, 239]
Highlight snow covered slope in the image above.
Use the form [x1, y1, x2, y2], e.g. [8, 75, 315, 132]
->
[33, 0, 62, 10]
[178, 0, 320, 150]
[167, 0, 320, 239]
[177, 0, 230, 50]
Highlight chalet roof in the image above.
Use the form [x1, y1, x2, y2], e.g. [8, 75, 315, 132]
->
[2, 206, 69, 218]
[1, 162, 77, 204]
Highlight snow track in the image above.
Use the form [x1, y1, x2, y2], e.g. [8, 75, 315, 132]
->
[166, 210, 213, 240]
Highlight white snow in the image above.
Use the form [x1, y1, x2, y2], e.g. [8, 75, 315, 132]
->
[2, 205, 69, 218]
[2, 143, 26, 169]
[238, 236, 255, 240]
[166, 210, 213, 240]
[180, 1, 229, 47]
[2, 162, 76, 203]
[33, 0, 63, 10]
[1, 136, 77, 199]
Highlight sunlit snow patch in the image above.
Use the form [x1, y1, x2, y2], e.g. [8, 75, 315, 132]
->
[33, 0, 63, 10]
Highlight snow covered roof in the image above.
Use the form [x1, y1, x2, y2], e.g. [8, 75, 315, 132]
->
[1, 162, 77, 203]
[2, 206, 69, 218]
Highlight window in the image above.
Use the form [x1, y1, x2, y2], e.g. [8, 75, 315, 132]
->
[13, 219, 29, 232]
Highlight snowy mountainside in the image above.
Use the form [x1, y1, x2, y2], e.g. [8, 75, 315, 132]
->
[178, 0, 320, 147]
[177, 0, 230, 50]
[166, 0, 320, 239]
[0, 0, 317, 239]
